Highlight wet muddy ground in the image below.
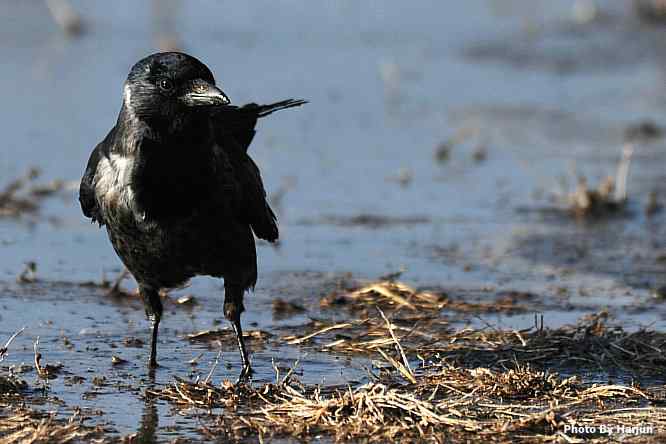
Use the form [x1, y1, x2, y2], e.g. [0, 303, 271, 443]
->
[4, 0, 666, 442]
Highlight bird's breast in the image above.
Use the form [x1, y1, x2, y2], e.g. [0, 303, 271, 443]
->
[131, 146, 219, 220]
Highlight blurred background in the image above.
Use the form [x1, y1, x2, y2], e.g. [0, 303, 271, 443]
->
[4, 0, 666, 437]
[2, 0, 666, 293]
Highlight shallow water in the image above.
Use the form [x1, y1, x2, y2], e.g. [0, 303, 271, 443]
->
[3, 0, 666, 440]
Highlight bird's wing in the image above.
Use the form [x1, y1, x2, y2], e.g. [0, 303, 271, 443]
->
[211, 99, 306, 242]
[79, 127, 114, 226]
[213, 131, 279, 242]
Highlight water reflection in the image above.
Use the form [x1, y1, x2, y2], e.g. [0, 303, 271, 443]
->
[135, 395, 158, 443]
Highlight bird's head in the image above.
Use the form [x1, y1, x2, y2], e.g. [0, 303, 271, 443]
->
[122, 52, 229, 128]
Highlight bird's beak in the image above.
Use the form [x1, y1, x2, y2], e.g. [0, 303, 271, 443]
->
[180, 79, 230, 107]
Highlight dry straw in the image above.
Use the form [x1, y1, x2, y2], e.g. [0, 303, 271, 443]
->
[0, 408, 101, 444]
[148, 282, 666, 442]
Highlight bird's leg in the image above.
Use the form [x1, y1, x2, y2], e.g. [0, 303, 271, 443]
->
[224, 284, 252, 380]
[140, 285, 163, 369]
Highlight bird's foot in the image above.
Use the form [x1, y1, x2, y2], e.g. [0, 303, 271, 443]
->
[236, 364, 253, 384]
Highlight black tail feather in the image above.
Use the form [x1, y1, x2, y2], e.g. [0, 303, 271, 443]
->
[255, 99, 308, 118]
[213, 99, 307, 118]
[212, 99, 307, 151]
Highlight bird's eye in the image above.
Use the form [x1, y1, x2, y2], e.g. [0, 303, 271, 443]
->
[158, 79, 174, 92]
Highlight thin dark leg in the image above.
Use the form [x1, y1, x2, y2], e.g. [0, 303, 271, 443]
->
[224, 283, 252, 380]
[140, 285, 163, 369]
[149, 318, 159, 368]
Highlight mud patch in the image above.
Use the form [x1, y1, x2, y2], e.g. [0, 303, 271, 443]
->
[300, 214, 431, 228]
[464, 9, 665, 74]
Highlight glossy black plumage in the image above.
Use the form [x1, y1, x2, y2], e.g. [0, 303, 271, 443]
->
[79, 52, 305, 376]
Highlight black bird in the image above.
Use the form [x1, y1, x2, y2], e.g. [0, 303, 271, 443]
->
[79, 52, 305, 378]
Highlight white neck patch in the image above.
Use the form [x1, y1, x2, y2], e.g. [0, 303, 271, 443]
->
[123, 83, 136, 120]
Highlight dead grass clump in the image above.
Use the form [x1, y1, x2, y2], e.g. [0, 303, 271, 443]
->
[157, 365, 666, 443]
[245, 382, 482, 441]
[0, 168, 69, 218]
[321, 281, 444, 311]
[281, 312, 448, 358]
[423, 364, 582, 401]
[149, 308, 666, 442]
[320, 280, 525, 314]
[146, 377, 279, 409]
[561, 145, 633, 218]
[568, 176, 624, 217]
[0, 375, 27, 396]
[247, 377, 658, 442]
[420, 312, 666, 377]
[283, 309, 666, 383]
[1, 329, 27, 396]
[0, 407, 101, 444]
[33, 338, 63, 380]
[272, 298, 305, 316]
